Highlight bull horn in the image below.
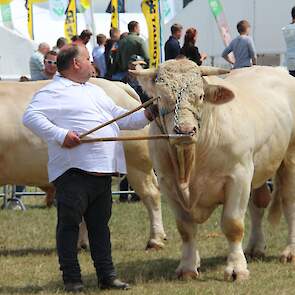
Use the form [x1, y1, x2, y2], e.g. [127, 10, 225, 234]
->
[128, 65, 157, 77]
[199, 66, 230, 76]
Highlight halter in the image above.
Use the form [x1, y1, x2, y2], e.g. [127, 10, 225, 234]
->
[154, 74, 202, 136]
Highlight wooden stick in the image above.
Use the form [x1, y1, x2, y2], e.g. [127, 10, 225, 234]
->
[79, 96, 158, 139]
[80, 134, 192, 143]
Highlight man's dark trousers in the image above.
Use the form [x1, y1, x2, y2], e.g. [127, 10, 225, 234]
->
[53, 168, 116, 284]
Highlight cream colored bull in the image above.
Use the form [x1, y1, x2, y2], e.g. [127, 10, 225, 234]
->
[131, 59, 295, 281]
[0, 78, 166, 249]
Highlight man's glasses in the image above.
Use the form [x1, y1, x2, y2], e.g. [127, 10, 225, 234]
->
[45, 59, 57, 65]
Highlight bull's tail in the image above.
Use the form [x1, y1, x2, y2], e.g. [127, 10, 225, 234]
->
[267, 182, 282, 226]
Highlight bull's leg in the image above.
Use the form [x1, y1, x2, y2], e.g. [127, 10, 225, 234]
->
[222, 165, 253, 281]
[274, 160, 295, 263]
[77, 219, 89, 250]
[245, 195, 266, 259]
[127, 169, 166, 250]
[175, 219, 199, 280]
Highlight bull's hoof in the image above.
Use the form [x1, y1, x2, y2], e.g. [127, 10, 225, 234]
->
[77, 243, 89, 251]
[280, 254, 295, 264]
[145, 239, 165, 251]
[177, 270, 199, 281]
[224, 269, 249, 282]
[280, 246, 295, 264]
[245, 249, 266, 260]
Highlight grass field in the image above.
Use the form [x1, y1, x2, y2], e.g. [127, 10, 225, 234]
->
[0, 195, 295, 295]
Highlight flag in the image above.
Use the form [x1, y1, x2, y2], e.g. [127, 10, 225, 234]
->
[183, 0, 193, 8]
[161, 0, 176, 25]
[110, 0, 119, 29]
[64, 0, 77, 43]
[0, 3, 13, 29]
[49, 0, 68, 20]
[141, 0, 161, 68]
[208, 0, 231, 46]
[27, 0, 34, 39]
[106, 0, 125, 13]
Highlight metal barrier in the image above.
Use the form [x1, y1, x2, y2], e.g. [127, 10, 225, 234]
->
[0, 182, 135, 211]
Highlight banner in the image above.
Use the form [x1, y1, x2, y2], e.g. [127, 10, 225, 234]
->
[0, 3, 13, 29]
[110, 0, 119, 29]
[27, 0, 34, 40]
[49, 0, 68, 20]
[141, 0, 161, 68]
[64, 0, 77, 43]
[208, 0, 231, 46]
[183, 0, 193, 8]
[161, 0, 176, 25]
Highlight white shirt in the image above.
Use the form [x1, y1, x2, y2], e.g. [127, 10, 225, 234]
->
[92, 45, 107, 77]
[283, 24, 295, 71]
[23, 75, 149, 182]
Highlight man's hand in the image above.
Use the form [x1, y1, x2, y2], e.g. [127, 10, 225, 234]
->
[144, 104, 159, 121]
[62, 131, 81, 148]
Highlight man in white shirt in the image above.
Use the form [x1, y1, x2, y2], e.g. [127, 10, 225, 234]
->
[92, 34, 107, 77]
[23, 44, 154, 292]
[29, 42, 50, 81]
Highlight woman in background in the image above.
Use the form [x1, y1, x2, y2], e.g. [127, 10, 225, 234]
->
[180, 27, 207, 65]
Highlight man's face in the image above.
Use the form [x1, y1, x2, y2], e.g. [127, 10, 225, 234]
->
[134, 24, 140, 34]
[174, 29, 182, 40]
[44, 54, 57, 76]
[74, 46, 93, 83]
[111, 31, 120, 41]
[83, 35, 91, 45]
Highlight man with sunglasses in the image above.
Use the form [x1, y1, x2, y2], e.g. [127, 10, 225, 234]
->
[30, 50, 58, 81]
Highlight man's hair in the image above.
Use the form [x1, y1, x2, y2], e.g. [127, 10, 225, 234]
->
[237, 20, 250, 34]
[57, 45, 81, 72]
[171, 23, 183, 35]
[109, 27, 120, 38]
[128, 21, 139, 32]
[79, 29, 92, 39]
[38, 42, 49, 51]
[56, 37, 67, 49]
[44, 50, 57, 60]
[96, 34, 106, 45]
[71, 35, 79, 42]
[292, 6, 295, 19]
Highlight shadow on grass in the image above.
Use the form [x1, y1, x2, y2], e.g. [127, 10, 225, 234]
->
[0, 247, 56, 257]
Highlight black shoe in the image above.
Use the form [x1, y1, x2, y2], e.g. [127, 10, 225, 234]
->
[100, 278, 130, 290]
[64, 282, 84, 293]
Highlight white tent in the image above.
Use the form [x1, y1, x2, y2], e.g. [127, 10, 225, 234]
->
[0, 25, 37, 79]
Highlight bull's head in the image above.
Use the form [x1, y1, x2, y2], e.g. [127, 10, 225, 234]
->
[130, 59, 235, 186]
[130, 59, 234, 143]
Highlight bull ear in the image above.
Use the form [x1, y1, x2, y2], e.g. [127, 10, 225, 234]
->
[203, 78, 235, 105]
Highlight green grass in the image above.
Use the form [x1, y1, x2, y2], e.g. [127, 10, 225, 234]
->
[0, 195, 294, 295]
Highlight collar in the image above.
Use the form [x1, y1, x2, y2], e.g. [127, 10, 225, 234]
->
[54, 74, 87, 87]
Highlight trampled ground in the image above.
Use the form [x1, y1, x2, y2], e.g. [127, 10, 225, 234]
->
[0, 195, 294, 295]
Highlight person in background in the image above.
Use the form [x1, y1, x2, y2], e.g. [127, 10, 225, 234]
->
[79, 29, 93, 45]
[105, 28, 121, 79]
[92, 34, 107, 78]
[222, 20, 257, 69]
[53, 37, 68, 53]
[283, 6, 295, 76]
[42, 51, 58, 80]
[164, 23, 183, 60]
[180, 27, 207, 66]
[29, 42, 50, 81]
[113, 21, 149, 81]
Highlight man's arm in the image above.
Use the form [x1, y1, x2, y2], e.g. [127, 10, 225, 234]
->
[139, 38, 150, 66]
[222, 42, 234, 65]
[23, 91, 72, 146]
[248, 38, 257, 65]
